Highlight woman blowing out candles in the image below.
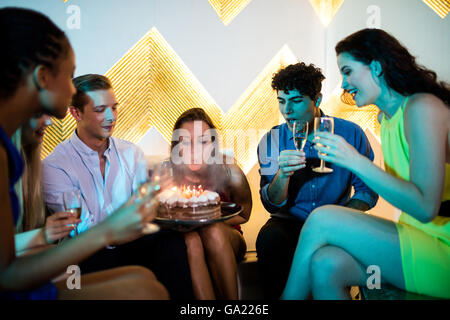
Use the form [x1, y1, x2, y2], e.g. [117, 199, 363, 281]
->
[282, 28, 449, 300]
[168, 108, 252, 299]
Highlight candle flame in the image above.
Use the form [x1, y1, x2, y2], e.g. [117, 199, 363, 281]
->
[177, 184, 204, 198]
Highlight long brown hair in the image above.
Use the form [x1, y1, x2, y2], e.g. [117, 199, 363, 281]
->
[20, 132, 46, 232]
[12, 122, 46, 232]
[336, 28, 450, 106]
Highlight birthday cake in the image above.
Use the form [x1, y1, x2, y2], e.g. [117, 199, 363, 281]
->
[157, 185, 221, 220]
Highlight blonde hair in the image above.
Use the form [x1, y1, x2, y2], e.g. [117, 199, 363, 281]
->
[12, 125, 46, 233]
[21, 137, 46, 231]
[11, 129, 24, 232]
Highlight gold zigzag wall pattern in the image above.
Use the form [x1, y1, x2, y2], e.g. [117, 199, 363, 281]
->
[42, 26, 384, 171]
[42, 113, 76, 159]
[41, 1, 446, 170]
[208, 0, 253, 25]
[308, 0, 345, 27]
[422, 0, 450, 18]
[41, 27, 297, 173]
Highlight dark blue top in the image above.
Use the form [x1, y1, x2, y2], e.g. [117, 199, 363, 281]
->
[0, 125, 57, 300]
[0, 125, 23, 225]
[257, 114, 379, 221]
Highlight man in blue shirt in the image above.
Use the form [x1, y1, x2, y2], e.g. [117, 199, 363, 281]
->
[256, 63, 378, 299]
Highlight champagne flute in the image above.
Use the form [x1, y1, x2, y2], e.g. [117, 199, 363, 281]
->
[135, 159, 175, 234]
[312, 117, 334, 173]
[63, 189, 81, 236]
[151, 159, 174, 188]
[150, 159, 175, 218]
[293, 120, 309, 152]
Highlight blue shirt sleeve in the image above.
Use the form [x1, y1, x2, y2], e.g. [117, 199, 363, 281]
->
[348, 126, 379, 209]
[257, 129, 287, 213]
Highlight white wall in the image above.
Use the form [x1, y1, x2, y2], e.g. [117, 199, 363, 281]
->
[3, 0, 447, 108]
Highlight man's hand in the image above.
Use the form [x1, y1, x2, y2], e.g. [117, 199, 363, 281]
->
[266, 150, 306, 205]
[278, 150, 306, 179]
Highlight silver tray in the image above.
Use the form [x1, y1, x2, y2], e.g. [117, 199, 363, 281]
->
[154, 202, 242, 232]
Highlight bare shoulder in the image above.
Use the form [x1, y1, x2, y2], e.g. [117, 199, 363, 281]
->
[405, 93, 449, 119]
[404, 93, 449, 145]
[404, 93, 449, 130]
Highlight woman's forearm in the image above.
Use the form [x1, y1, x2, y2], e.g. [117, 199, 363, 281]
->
[14, 228, 47, 254]
[1, 225, 107, 291]
[353, 156, 438, 222]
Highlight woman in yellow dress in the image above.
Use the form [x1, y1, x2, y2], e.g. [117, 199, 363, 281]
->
[282, 28, 449, 299]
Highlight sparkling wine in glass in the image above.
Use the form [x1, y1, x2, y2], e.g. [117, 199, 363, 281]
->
[313, 117, 334, 173]
[63, 189, 81, 236]
[293, 120, 309, 152]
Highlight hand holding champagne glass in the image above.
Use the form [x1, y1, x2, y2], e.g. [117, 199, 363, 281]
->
[131, 161, 168, 235]
[313, 117, 334, 173]
[151, 159, 174, 190]
[63, 189, 82, 236]
[293, 120, 309, 152]
[101, 180, 162, 245]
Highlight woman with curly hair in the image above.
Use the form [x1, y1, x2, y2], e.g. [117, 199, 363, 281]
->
[282, 28, 450, 299]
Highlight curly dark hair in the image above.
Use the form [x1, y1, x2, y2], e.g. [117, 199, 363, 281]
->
[0, 8, 71, 99]
[336, 28, 450, 106]
[271, 62, 325, 102]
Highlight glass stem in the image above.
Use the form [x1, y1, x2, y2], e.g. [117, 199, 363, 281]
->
[320, 159, 325, 170]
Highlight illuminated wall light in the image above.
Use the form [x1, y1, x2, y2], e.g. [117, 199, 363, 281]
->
[308, 0, 345, 27]
[42, 26, 298, 173]
[222, 45, 297, 173]
[41, 113, 76, 159]
[208, 0, 253, 25]
[422, 0, 450, 18]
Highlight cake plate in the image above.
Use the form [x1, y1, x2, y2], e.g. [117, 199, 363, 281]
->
[154, 202, 242, 232]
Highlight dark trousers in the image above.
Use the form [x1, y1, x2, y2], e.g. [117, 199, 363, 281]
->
[78, 230, 194, 300]
[255, 217, 305, 300]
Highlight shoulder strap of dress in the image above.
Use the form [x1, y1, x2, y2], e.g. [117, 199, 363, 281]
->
[401, 96, 410, 111]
